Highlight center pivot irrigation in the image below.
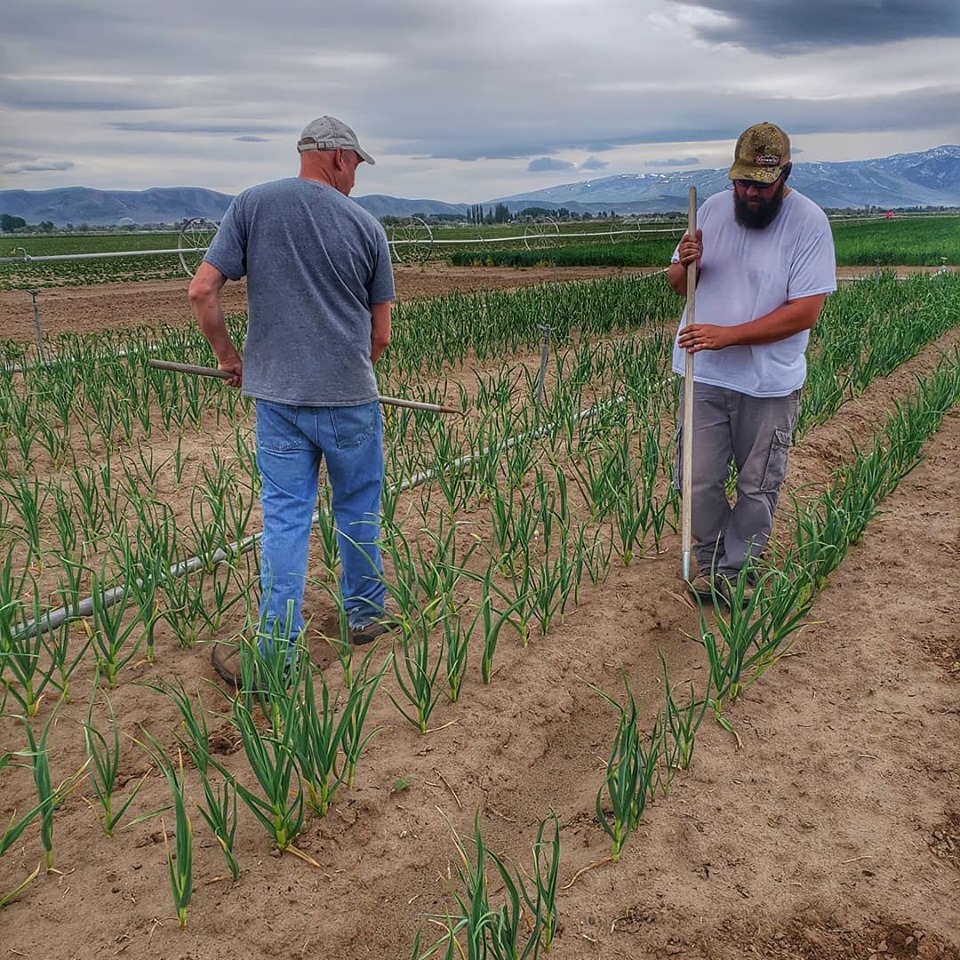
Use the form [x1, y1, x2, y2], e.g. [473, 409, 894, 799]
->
[146, 359, 467, 415]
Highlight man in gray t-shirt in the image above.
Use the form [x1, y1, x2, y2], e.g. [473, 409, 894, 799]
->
[189, 115, 397, 684]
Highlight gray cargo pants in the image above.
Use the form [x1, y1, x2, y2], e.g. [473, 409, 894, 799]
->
[675, 382, 799, 578]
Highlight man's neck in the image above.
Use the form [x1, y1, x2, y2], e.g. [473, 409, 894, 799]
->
[299, 171, 336, 188]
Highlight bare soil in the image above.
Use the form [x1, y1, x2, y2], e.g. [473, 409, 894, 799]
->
[1, 267, 958, 960]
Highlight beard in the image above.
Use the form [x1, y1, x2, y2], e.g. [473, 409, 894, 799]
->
[733, 180, 787, 229]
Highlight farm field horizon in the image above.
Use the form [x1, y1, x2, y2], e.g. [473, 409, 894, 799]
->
[1, 266, 958, 960]
[2, 212, 958, 292]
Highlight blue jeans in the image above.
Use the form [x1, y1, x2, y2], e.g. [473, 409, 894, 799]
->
[255, 399, 386, 645]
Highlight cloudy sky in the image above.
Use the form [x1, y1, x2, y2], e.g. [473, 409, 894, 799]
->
[2, 0, 958, 203]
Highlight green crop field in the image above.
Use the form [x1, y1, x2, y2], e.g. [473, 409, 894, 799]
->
[450, 213, 960, 268]
[0, 230, 208, 289]
[1, 266, 959, 956]
[1, 232, 184, 257]
[2, 213, 955, 290]
[830, 213, 960, 265]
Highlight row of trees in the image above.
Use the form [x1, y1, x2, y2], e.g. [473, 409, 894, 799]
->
[1, 214, 32, 233]
[380, 206, 630, 228]
[465, 204, 616, 224]
[1, 216, 188, 235]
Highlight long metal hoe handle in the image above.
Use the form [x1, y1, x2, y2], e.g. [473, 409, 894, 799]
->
[147, 359, 467, 415]
[681, 186, 697, 581]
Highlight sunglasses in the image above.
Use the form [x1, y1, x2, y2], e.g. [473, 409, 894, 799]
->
[733, 177, 781, 192]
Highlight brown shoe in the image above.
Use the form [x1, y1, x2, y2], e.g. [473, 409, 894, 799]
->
[211, 641, 243, 688]
[687, 572, 718, 601]
[349, 615, 401, 646]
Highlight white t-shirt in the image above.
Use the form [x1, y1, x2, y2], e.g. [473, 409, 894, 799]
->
[671, 189, 836, 397]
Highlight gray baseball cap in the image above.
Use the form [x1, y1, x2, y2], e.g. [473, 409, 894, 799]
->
[297, 116, 375, 165]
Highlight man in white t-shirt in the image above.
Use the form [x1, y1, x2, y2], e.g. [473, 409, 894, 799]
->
[668, 122, 837, 602]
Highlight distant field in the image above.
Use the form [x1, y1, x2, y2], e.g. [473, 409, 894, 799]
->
[1, 231, 183, 256]
[0, 213, 956, 289]
[830, 214, 960, 265]
[0, 231, 190, 289]
[451, 213, 960, 269]
[387, 219, 682, 242]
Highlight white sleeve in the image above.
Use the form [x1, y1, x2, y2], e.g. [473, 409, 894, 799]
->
[788, 207, 836, 300]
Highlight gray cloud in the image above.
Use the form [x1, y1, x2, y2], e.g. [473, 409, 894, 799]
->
[110, 120, 293, 135]
[527, 158, 578, 172]
[380, 86, 959, 162]
[655, 157, 701, 167]
[1, 157, 75, 174]
[1, 0, 956, 199]
[675, 0, 960, 53]
[0, 79, 173, 113]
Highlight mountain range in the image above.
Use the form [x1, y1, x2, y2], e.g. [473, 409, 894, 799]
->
[1, 146, 957, 226]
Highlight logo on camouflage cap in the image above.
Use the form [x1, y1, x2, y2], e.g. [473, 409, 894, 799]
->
[728, 122, 791, 184]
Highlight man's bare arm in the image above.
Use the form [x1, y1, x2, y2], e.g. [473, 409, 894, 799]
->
[677, 293, 827, 353]
[188, 262, 243, 384]
[668, 228, 702, 296]
[370, 300, 392, 364]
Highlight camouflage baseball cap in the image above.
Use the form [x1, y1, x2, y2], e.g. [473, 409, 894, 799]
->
[728, 122, 791, 184]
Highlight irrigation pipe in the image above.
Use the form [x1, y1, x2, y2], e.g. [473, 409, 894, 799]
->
[0, 247, 203, 265]
[680, 187, 697, 582]
[13, 544, 260, 641]
[0, 226, 684, 266]
[12, 376, 675, 642]
[1, 213, 949, 266]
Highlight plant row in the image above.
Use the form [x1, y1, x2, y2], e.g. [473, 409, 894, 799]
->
[1, 275, 957, 716]
[4, 339, 957, 939]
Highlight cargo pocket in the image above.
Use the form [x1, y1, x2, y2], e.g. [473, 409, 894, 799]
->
[759, 428, 792, 493]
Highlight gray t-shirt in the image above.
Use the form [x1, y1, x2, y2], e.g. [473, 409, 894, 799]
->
[204, 177, 395, 405]
[671, 189, 836, 397]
